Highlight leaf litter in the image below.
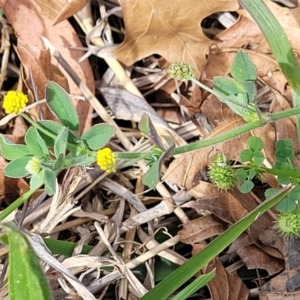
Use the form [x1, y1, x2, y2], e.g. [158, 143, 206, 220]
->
[0, 0, 300, 299]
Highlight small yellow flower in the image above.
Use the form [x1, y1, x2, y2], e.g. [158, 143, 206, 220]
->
[25, 157, 41, 175]
[97, 147, 116, 174]
[3, 91, 28, 114]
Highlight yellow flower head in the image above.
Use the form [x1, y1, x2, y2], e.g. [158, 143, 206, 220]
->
[97, 147, 116, 174]
[3, 91, 28, 114]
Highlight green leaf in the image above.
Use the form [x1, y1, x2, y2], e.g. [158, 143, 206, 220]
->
[0, 135, 34, 160]
[172, 270, 216, 300]
[5, 157, 31, 178]
[242, 81, 257, 103]
[287, 184, 300, 201]
[30, 171, 45, 191]
[239, 180, 254, 193]
[213, 76, 245, 97]
[143, 160, 161, 189]
[53, 153, 65, 171]
[0, 223, 52, 300]
[54, 127, 68, 158]
[265, 188, 278, 199]
[44, 169, 56, 195]
[247, 136, 264, 151]
[276, 198, 297, 213]
[240, 149, 253, 162]
[230, 51, 257, 82]
[45, 81, 79, 131]
[253, 151, 264, 166]
[277, 175, 290, 185]
[276, 138, 293, 150]
[248, 169, 257, 180]
[43, 238, 93, 257]
[275, 148, 294, 163]
[25, 127, 49, 157]
[139, 114, 165, 150]
[81, 124, 116, 150]
[236, 169, 249, 181]
[37, 121, 74, 145]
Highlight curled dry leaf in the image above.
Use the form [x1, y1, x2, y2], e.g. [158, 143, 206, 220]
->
[178, 215, 225, 244]
[114, 0, 240, 78]
[203, 258, 249, 300]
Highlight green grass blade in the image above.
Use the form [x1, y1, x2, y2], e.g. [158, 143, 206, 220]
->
[172, 270, 215, 300]
[141, 185, 292, 300]
[0, 223, 52, 300]
[0, 189, 37, 222]
[240, 0, 300, 146]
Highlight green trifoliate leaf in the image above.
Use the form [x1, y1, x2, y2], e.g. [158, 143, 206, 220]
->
[247, 136, 264, 151]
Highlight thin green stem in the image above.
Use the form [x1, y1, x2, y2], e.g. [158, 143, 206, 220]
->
[115, 152, 149, 159]
[0, 188, 38, 222]
[239, 164, 300, 179]
[21, 113, 57, 140]
[170, 106, 300, 156]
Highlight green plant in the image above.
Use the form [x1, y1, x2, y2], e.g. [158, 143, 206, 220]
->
[1, 82, 116, 197]
[207, 136, 300, 213]
[141, 0, 300, 298]
[1, 1, 300, 298]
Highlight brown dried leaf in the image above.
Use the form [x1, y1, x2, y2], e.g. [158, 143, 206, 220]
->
[218, 190, 248, 223]
[114, 0, 239, 77]
[53, 0, 89, 26]
[34, 0, 65, 20]
[237, 245, 284, 275]
[178, 215, 225, 244]
[0, 0, 94, 133]
[260, 235, 300, 296]
[183, 198, 235, 224]
[188, 181, 218, 200]
[16, 44, 69, 98]
[204, 259, 249, 300]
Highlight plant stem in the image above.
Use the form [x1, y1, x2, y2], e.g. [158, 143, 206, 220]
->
[239, 164, 300, 179]
[115, 152, 149, 159]
[0, 188, 38, 222]
[170, 106, 300, 156]
[21, 113, 57, 140]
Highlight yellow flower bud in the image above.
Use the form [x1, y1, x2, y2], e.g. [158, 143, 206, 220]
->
[3, 91, 28, 114]
[97, 147, 116, 174]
